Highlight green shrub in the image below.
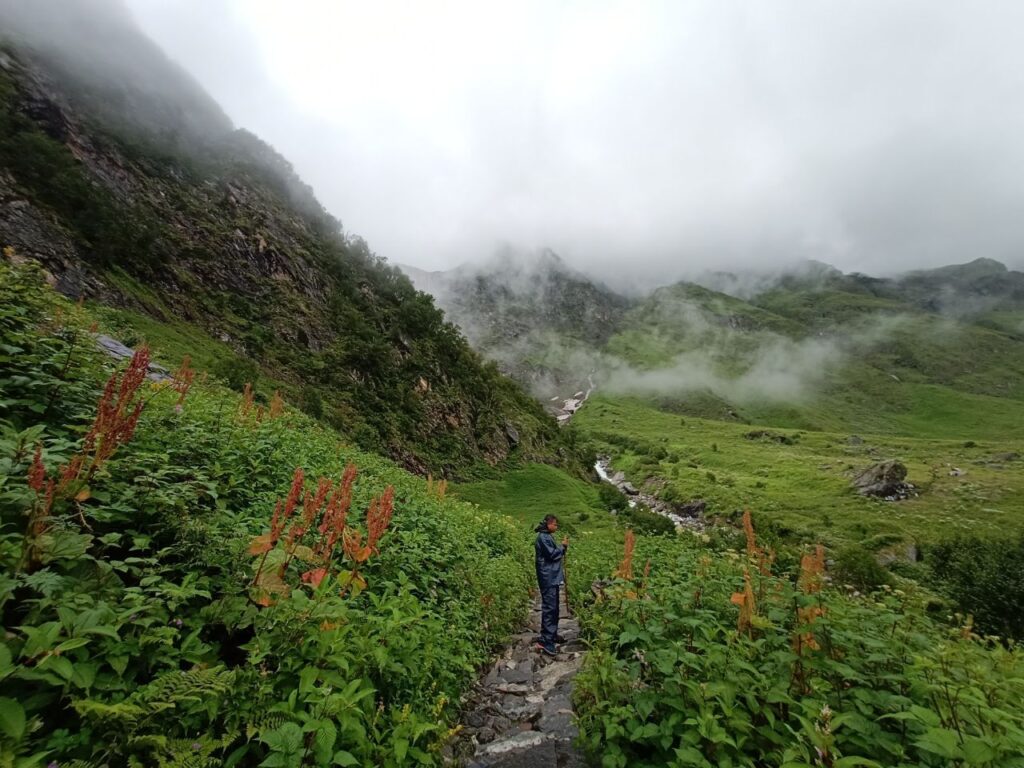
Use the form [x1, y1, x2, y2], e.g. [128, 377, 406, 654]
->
[833, 544, 892, 592]
[619, 505, 675, 536]
[861, 532, 907, 551]
[598, 483, 629, 513]
[660, 485, 681, 504]
[211, 355, 262, 391]
[929, 534, 1024, 640]
[300, 385, 325, 419]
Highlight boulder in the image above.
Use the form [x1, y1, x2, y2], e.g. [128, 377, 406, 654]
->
[675, 499, 707, 517]
[852, 460, 912, 499]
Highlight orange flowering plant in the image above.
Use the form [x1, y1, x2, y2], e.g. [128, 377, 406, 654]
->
[249, 463, 395, 605]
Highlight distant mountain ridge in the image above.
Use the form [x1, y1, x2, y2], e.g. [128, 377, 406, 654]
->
[402, 254, 1024, 437]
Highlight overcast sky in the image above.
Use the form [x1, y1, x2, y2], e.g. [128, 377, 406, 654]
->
[122, 0, 1024, 280]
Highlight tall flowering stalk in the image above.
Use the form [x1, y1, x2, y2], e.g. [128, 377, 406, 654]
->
[269, 390, 284, 419]
[25, 446, 54, 547]
[426, 475, 448, 500]
[367, 486, 394, 554]
[250, 467, 304, 595]
[793, 545, 827, 654]
[730, 569, 757, 636]
[28, 444, 46, 494]
[249, 464, 395, 605]
[337, 485, 394, 596]
[742, 509, 775, 576]
[615, 529, 636, 580]
[238, 383, 255, 419]
[22, 348, 150, 569]
[80, 346, 150, 476]
[305, 464, 357, 589]
[171, 355, 196, 406]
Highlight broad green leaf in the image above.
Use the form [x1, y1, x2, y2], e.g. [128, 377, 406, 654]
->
[0, 697, 26, 740]
[834, 758, 883, 768]
[394, 737, 408, 762]
[56, 637, 91, 653]
[37, 654, 74, 682]
[914, 728, 960, 759]
[963, 737, 997, 764]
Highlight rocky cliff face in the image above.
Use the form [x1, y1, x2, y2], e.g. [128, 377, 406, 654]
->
[0, 6, 573, 478]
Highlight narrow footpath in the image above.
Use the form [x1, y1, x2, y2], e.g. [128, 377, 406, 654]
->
[448, 595, 588, 767]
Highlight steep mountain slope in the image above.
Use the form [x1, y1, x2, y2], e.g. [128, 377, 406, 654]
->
[0, 3, 573, 477]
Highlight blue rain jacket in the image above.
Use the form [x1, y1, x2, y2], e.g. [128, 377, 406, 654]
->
[535, 529, 566, 589]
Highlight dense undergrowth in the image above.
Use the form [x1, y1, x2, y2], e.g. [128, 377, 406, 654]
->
[0, 262, 532, 766]
[569, 523, 1024, 768]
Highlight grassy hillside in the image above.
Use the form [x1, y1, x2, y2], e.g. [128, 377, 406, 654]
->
[456, 463, 612, 535]
[0, 263, 535, 765]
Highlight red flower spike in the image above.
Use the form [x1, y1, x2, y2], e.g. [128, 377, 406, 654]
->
[57, 455, 85, 494]
[28, 444, 45, 493]
[82, 346, 150, 472]
[615, 530, 636, 580]
[366, 486, 395, 552]
[172, 354, 196, 406]
[303, 477, 333, 526]
[342, 528, 363, 561]
[282, 467, 304, 520]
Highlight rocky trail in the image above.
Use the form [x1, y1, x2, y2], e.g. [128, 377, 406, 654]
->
[448, 594, 587, 767]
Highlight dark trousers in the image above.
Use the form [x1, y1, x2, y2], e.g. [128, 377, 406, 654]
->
[540, 585, 560, 648]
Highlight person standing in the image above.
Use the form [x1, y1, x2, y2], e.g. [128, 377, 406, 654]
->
[534, 514, 568, 656]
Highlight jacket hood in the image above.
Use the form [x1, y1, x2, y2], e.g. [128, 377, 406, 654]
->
[535, 520, 549, 533]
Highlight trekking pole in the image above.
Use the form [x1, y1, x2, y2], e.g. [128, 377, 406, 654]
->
[563, 550, 572, 618]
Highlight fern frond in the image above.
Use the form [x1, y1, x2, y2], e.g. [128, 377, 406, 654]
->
[136, 666, 236, 707]
[72, 698, 146, 724]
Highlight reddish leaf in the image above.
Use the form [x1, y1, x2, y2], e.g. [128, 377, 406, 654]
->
[249, 534, 274, 555]
[302, 568, 328, 588]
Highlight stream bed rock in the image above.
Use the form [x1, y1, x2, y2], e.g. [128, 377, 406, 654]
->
[595, 456, 708, 531]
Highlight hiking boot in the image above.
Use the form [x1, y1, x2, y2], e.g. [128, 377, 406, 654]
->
[533, 634, 567, 645]
[534, 642, 557, 657]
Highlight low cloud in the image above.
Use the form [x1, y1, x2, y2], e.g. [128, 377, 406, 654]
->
[601, 336, 843, 404]
[118, 0, 1024, 282]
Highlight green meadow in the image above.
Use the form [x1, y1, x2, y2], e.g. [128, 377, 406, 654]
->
[574, 395, 1024, 547]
